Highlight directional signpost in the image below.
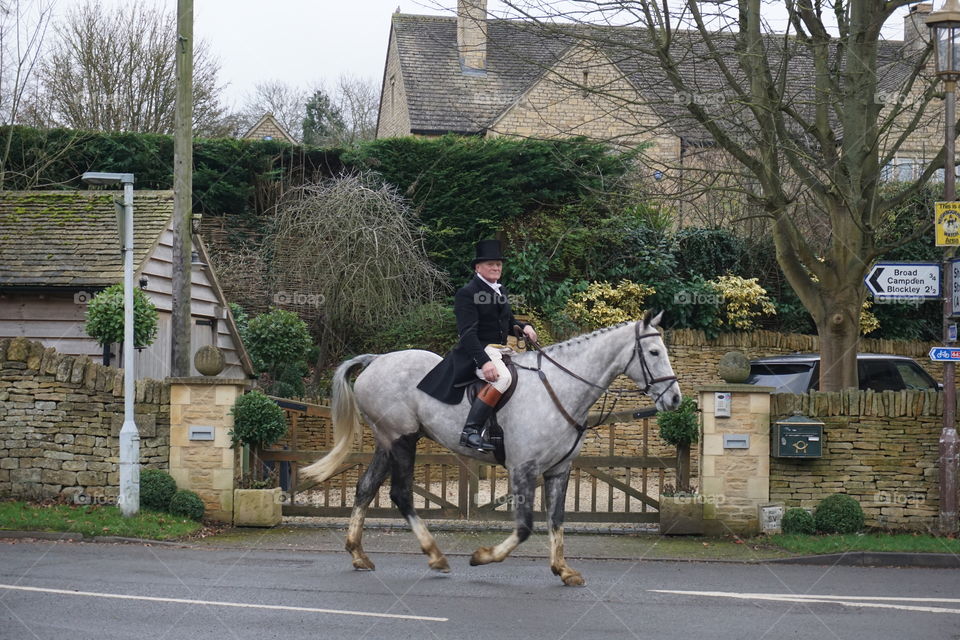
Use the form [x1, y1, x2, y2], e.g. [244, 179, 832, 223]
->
[930, 347, 960, 362]
[864, 262, 941, 300]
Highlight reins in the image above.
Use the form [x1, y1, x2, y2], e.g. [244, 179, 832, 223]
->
[513, 321, 679, 468]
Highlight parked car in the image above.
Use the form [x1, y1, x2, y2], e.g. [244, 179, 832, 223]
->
[746, 353, 940, 393]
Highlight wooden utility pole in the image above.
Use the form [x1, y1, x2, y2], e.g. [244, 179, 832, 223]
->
[171, 0, 194, 376]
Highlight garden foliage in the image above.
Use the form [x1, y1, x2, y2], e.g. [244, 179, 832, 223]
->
[84, 284, 159, 348]
[139, 469, 177, 512]
[781, 507, 816, 535]
[814, 493, 865, 534]
[168, 489, 205, 521]
[230, 390, 288, 449]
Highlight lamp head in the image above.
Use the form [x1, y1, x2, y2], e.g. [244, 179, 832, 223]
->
[81, 171, 135, 186]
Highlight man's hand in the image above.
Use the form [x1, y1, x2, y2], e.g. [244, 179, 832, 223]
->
[481, 361, 499, 382]
[523, 325, 538, 344]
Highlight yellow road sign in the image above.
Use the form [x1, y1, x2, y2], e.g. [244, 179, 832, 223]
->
[936, 201, 960, 246]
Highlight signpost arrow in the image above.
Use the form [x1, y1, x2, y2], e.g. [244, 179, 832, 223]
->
[864, 262, 941, 299]
[929, 347, 960, 361]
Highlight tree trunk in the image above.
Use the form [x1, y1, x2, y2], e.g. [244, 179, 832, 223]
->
[810, 282, 862, 391]
[677, 442, 691, 493]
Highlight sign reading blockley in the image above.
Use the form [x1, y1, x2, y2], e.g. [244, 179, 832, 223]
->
[935, 201, 960, 246]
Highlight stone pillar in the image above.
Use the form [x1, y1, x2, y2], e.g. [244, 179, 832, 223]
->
[698, 384, 774, 536]
[167, 377, 248, 522]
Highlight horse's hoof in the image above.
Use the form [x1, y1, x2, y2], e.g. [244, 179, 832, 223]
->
[352, 557, 376, 571]
[562, 572, 585, 587]
[470, 547, 493, 566]
[429, 556, 451, 573]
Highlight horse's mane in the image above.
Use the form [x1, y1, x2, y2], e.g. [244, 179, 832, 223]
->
[512, 320, 636, 365]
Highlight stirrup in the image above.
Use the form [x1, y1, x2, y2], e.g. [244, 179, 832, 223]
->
[460, 427, 495, 452]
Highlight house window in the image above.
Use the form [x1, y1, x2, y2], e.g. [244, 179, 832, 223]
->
[881, 157, 924, 183]
[390, 75, 396, 111]
[582, 70, 589, 97]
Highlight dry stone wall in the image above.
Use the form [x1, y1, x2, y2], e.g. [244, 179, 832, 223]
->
[0, 337, 169, 503]
[769, 390, 941, 531]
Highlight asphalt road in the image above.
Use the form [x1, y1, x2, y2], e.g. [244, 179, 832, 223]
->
[1, 541, 958, 640]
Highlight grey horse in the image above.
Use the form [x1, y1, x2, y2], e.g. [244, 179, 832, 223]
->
[300, 311, 681, 586]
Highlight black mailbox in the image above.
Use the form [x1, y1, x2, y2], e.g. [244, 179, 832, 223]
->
[772, 413, 823, 458]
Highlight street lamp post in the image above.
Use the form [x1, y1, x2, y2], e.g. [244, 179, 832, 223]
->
[928, 1, 960, 534]
[82, 171, 139, 517]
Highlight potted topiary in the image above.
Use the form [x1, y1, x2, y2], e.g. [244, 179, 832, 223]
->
[656, 398, 703, 535]
[229, 390, 288, 527]
[84, 283, 159, 366]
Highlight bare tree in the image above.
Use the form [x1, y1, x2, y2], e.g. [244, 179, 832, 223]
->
[332, 74, 378, 145]
[238, 74, 379, 146]
[495, 1, 941, 391]
[31, 0, 228, 135]
[266, 174, 449, 369]
[237, 79, 308, 141]
[0, 0, 83, 190]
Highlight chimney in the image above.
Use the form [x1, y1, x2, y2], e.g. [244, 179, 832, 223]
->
[904, 3, 933, 54]
[457, 0, 488, 73]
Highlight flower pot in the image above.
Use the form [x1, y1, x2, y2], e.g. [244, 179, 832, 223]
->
[233, 487, 282, 527]
[659, 495, 704, 535]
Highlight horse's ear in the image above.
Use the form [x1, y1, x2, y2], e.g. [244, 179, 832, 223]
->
[641, 310, 652, 327]
[643, 310, 663, 328]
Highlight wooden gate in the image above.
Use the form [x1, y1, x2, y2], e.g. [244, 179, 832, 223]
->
[261, 398, 681, 524]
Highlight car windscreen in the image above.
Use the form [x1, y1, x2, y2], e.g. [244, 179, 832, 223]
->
[746, 363, 814, 394]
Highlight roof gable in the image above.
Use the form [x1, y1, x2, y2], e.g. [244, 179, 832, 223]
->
[242, 112, 297, 144]
[0, 190, 174, 288]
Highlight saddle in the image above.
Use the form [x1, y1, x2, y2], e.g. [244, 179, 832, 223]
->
[459, 355, 519, 466]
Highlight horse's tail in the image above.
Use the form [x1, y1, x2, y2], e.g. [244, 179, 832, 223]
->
[299, 354, 377, 485]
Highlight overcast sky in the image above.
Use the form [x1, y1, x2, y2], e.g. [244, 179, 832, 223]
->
[51, 1, 915, 110]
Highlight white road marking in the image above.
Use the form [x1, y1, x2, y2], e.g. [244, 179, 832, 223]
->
[650, 590, 960, 615]
[0, 584, 447, 622]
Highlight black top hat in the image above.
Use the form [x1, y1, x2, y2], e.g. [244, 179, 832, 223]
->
[472, 239, 505, 267]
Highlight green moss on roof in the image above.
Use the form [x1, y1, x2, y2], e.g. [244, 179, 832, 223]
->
[0, 190, 175, 288]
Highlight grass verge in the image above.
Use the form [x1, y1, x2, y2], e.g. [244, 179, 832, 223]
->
[0, 501, 202, 540]
[769, 532, 960, 555]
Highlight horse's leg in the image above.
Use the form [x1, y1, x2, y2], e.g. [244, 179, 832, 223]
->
[389, 433, 450, 573]
[345, 446, 390, 570]
[544, 466, 584, 586]
[470, 460, 537, 566]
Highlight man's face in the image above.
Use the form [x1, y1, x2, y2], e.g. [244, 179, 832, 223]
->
[475, 260, 503, 282]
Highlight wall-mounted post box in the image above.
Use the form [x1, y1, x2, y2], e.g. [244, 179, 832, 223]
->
[772, 413, 823, 458]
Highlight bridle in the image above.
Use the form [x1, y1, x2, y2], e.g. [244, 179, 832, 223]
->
[515, 320, 679, 467]
[623, 320, 680, 406]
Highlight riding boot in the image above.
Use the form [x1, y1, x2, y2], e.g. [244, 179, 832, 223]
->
[460, 385, 501, 453]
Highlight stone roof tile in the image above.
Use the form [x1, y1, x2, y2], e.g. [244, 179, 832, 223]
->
[0, 190, 174, 288]
[393, 13, 923, 143]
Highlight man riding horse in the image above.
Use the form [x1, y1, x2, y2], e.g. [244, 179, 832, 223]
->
[417, 239, 538, 452]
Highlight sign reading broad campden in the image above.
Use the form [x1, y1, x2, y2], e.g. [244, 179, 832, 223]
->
[864, 262, 941, 299]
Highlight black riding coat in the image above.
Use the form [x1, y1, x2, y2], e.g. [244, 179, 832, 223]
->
[417, 276, 529, 404]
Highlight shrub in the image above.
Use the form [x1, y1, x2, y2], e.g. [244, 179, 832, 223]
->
[244, 309, 313, 396]
[657, 397, 700, 447]
[708, 275, 777, 330]
[168, 489, 205, 521]
[781, 507, 816, 535]
[362, 301, 459, 354]
[140, 469, 177, 512]
[230, 390, 288, 449]
[563, 280, 656, 330]
[84, 283, 159, 348]
[814, 493, 865, 534]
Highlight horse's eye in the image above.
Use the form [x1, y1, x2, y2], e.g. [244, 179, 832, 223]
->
[650, 349, 659, 356]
